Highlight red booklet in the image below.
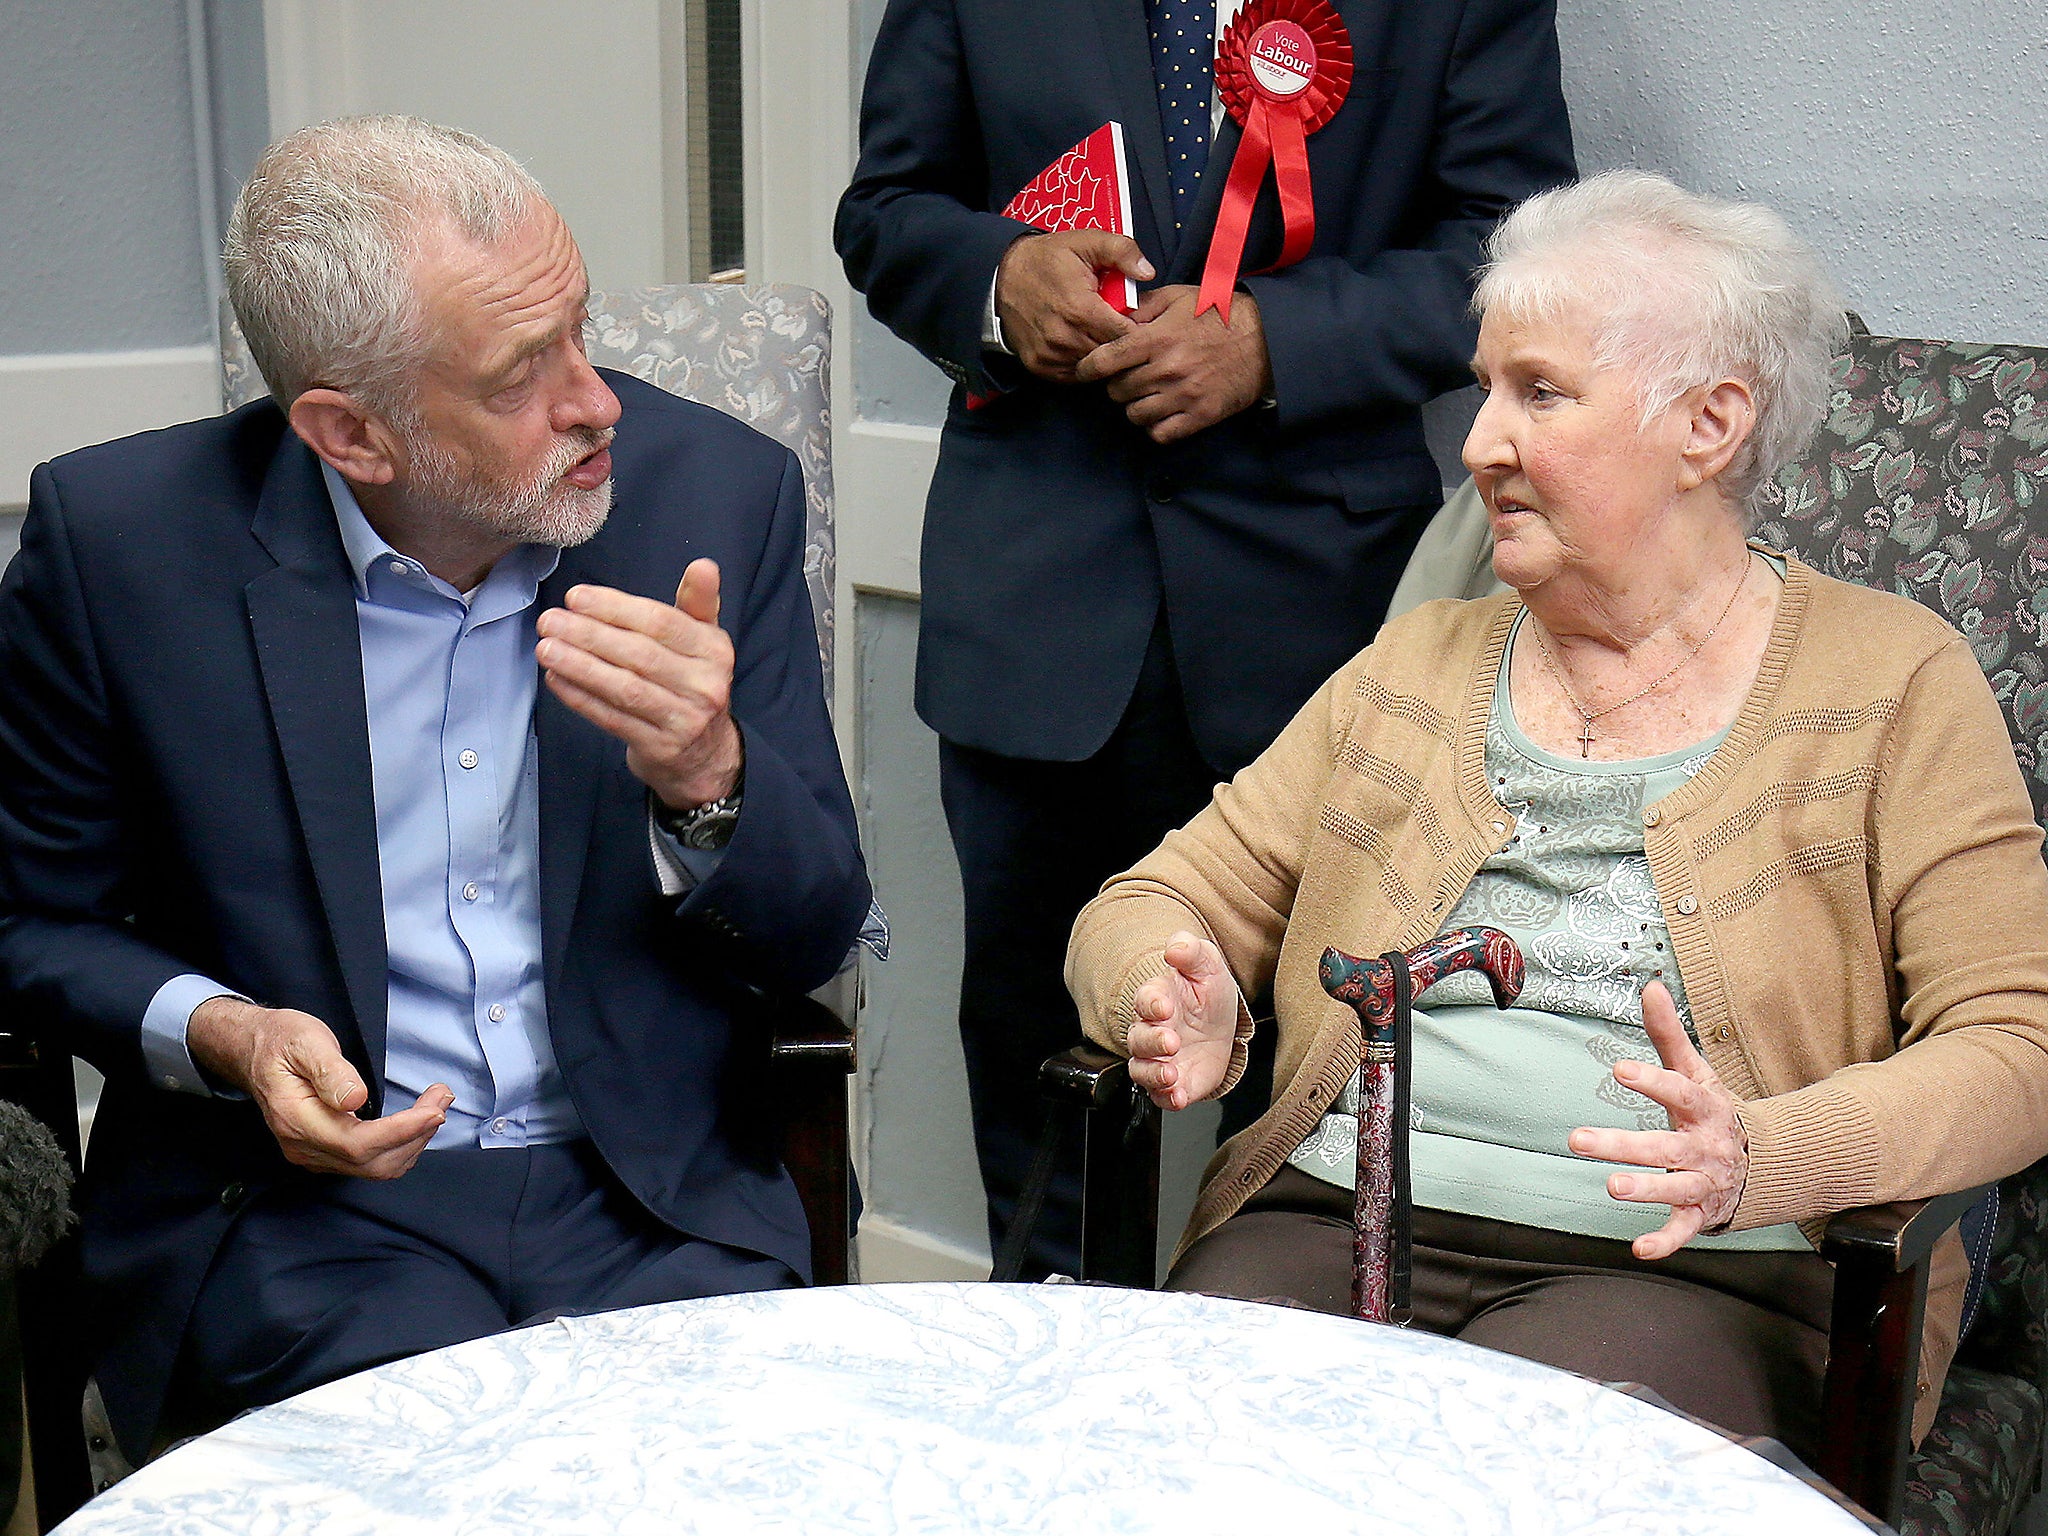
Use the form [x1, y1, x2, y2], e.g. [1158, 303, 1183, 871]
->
[1000, 121, 1139, 313]
[969, 123, 1139, 409]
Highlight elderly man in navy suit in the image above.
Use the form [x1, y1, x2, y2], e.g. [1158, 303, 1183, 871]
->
[838, 0, 1575, 1275]
[0, 116, 873, 1459]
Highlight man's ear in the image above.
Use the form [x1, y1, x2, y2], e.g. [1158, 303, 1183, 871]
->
[1676, 377, 1756, 493]
[286, 388, 403, 487]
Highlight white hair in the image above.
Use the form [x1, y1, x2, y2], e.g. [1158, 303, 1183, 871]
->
[222, 115, 547, 414]
[1473, 170, 1847, 518]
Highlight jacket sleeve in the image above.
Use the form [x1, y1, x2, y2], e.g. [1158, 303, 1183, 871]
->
[1732, 636, 2048, 1228]
[1242, 0, 1576, 437]
[668, 451, 874, 997]
[0, 463, 199, 1079]
[1065, 658, 1355, 1091]
[833, 0, 1033, 392]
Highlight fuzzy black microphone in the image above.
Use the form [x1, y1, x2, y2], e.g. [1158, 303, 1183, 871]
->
[0, 1101, 74, 1273]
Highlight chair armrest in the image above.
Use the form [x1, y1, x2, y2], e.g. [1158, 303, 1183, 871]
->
[1037, 1044, 1158, 1288]
[768, 991, 856, 1074]
[1039, 1044, 1130, 1109]
[759, 989, 855, 1285]
[1822, 1184, 1987, 1273]
[1817, 1184, 1988, 1528]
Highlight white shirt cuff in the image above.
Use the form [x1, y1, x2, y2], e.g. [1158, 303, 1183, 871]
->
[982, 267, 1012, 355]
[649, 810, 729, 899]
[141, 974, 243, 1096]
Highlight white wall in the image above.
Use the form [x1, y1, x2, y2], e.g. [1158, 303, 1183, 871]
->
[261, 0, 681, 293]
[1558, 0, 2047, 346]
[0, 0, 268, 511]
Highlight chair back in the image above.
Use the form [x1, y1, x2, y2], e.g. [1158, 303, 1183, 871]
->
[218, 284, 838, 686]
[1760, 328, 2048, 1403]
[1756, 329, 2048, 829]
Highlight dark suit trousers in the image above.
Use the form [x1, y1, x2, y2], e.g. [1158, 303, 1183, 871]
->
[1169, 1165, 1836, 1460]
[940, 617, 1221, 1278]
[172, 1139, 796, 1433]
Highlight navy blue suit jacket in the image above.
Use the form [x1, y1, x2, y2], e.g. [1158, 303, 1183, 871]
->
[836, 0, 1575, 773]
[0, 371, 872, 1453]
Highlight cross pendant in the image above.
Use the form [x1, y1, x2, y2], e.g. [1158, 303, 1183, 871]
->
[1578, 716, 1595, 757]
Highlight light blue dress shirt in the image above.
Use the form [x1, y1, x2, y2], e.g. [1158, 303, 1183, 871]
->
[141, 467, 721, 1148]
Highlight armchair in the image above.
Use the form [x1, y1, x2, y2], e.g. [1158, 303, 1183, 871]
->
[1043, 324, 2048, 1536]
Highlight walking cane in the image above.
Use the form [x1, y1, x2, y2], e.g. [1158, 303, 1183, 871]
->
[1318, 927, 1525, 1324]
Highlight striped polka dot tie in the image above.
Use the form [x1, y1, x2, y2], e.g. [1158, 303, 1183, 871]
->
[1147, 0, 1217, 233]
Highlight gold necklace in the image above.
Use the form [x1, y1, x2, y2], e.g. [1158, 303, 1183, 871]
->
[1528, 554, 1753, 758]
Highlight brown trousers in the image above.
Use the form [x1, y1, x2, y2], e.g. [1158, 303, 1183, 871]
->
[1168, 1166, 1835, 1459]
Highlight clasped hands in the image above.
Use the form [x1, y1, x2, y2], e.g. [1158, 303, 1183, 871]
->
[1130, 937, 1749, 1260]
[994, 230, 1272, 443]
[187, 561, 742, 1179]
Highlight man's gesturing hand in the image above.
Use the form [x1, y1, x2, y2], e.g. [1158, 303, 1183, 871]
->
[1074, 284, 1273, 444]
[1569, 981, 1750, 1260]
[1125, 931, 1240, 1111]
[535, 558, 744, 811]
[995, 230, 1152, 383]
[187, 996, 450, 1179]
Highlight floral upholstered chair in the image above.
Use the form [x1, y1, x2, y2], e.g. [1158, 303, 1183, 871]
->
[1756, 324, 2048, 1536]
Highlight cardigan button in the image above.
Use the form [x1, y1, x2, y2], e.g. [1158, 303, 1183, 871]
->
[1716, 1025, 1733, 1042]
[1675, 895, 1698, 916]
[1643, 806, 1661, 827]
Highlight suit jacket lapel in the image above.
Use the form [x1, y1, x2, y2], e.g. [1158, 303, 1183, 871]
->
[1084, 0, 1178, 268]
[535, 559, 611, 1002]
[244, 437, 390, 1097]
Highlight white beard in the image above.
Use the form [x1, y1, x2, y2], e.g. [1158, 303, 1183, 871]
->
[401, 425, 615, 549]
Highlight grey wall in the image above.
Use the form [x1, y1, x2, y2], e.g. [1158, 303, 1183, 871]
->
[1559, 0, 2047, 347]
[0, 0, 267, 355]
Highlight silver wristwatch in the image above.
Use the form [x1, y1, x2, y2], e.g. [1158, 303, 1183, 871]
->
[655, 779, 743, 851]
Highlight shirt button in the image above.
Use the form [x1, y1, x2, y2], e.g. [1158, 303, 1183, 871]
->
[488, 1003, 506, 1023]
[163, 1074, 180, 1089]
[462, 882, 480, 902]
[490, 1117, 510, 1136]
[388, 559, 407, 575]
[1643, 807, 1661, 827]
[1675, 895, 1698, 916]
[459, 749, 480, 770]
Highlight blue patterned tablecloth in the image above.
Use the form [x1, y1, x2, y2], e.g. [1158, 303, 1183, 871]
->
[55, 1281, 1870, 1534]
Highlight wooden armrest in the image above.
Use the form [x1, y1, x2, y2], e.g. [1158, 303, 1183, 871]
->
[766, 992, 855, 1073]
[1817, 1184, 1988, 1527]
[1821, 1184, 1987, 1273]
[1039, 1044, 1130, 1108]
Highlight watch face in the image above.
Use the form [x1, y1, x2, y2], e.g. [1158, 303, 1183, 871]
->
[681, 803, 741, 850]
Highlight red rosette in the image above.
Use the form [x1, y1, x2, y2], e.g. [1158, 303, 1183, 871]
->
[1197, 0, 1354, 322]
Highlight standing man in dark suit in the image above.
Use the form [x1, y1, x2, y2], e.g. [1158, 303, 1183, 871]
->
[837, 0, 1574, 1274]
[0, 116, 873, 1461]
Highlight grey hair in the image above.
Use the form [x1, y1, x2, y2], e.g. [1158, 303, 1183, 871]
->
[1472, 170, 1847, 519]
[222, 115, 547, 414]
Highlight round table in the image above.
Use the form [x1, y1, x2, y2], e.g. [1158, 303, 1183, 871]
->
[57, 1282, 1873, 1534]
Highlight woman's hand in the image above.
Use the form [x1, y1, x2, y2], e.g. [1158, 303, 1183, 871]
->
[1126, 931, 1241, 1111]
[1568, 981, 1749, 1259]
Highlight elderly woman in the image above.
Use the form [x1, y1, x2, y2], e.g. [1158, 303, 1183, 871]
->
[1065, 170, 2048, 1456]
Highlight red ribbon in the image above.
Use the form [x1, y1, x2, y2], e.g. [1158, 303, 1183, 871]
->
[1197, 0, 1353, 323]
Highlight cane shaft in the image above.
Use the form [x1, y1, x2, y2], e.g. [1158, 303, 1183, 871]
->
[1351, 1055, 1396, 1321]
[1388, 954, 1414, 1318]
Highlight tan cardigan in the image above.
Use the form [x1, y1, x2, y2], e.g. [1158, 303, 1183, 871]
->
[1068, 555, 2048, 1438]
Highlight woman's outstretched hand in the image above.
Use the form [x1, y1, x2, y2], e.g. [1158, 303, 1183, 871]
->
[1125, 931, 1240, 1111]
[1568, 981, 1749, 1259]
